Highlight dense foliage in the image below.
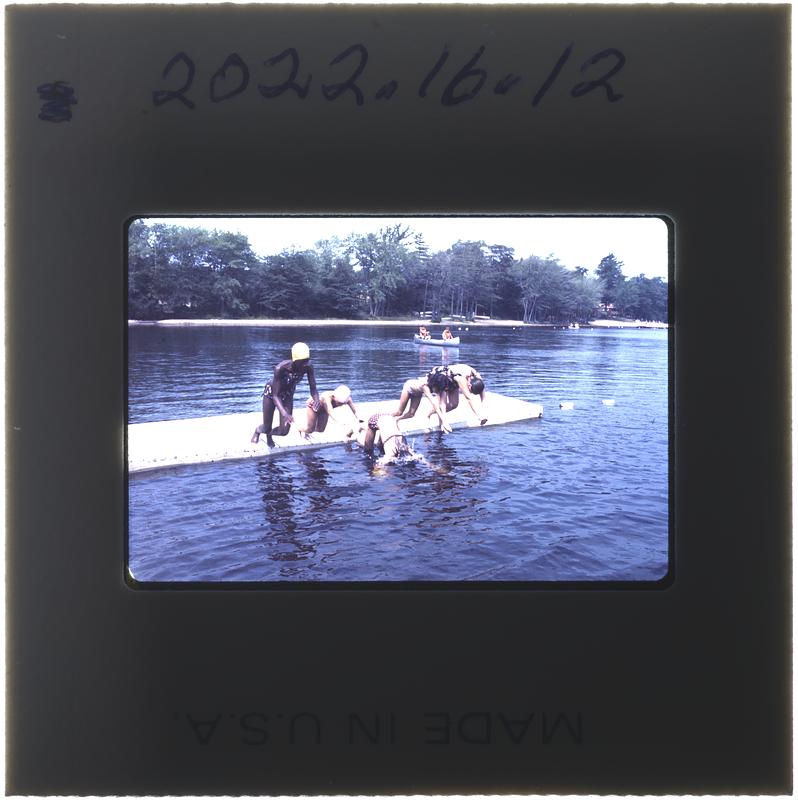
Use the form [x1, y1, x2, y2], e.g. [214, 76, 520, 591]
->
[128, 221, 668, 323]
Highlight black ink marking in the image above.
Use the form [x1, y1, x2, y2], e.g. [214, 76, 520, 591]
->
[441, 46, 487, 106]
[322, 44, 368, 105]
[494, 74, 521, 95]
[153, 52, 196, 109]
[571, 48, 625, 102]
[419, 46, 449, 98]
[376, 79, 399, 100]
[258, 48, 311, 99]
[210, 53, 250, 103]
[37, 81, 77, 122]
[532, 42, 573, 107]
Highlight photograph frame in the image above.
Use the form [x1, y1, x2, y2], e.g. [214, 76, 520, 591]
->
[124, 212, 674, 590]
[6, 3, 790, 794]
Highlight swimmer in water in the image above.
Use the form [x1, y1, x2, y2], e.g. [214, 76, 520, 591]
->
[349, 413, 427, 466]
[250, 342, 318, 447]
[362, 414, 425, 466]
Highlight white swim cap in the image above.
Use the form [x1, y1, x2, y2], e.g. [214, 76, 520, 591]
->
[333, 384, 351, 404]
[291, 342, 310, 361]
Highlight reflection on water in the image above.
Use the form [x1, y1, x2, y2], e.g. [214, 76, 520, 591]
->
[256, 453, 336, 571]
[128, 325, 669, 582]
[416, 344, 458, 372]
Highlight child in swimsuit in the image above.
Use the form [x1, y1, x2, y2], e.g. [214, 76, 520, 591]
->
[358, 413, 424, 465]
[438, 363, 487, 424]
[300, 385, 361, 436]
[250, 342, 319, 447]
[392, 370, 452, 431]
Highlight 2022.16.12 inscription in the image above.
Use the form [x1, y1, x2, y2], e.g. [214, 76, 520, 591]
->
[152, 42, 625, 110]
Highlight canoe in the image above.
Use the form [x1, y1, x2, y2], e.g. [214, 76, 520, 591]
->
[128, 391, 543, 474]
[414, 334, 460, 346]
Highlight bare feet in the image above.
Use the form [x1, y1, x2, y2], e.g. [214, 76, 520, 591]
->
[251, 427, 261, 444]
[266, 434, 275, 448]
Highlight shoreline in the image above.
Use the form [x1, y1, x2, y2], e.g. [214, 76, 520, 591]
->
[128, 318, 668, 330]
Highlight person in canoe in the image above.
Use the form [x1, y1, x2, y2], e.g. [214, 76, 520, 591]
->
[441, 327, 454, 340]
[250, 342, 319, 447]
[418, 325, 431, 339]
[392, 369, 453, 431]
[299, 384, 361, 436]
[429, 363, 488, 425]
[350, 413, 427, 466]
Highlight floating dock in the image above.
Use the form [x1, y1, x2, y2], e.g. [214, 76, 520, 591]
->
[128, 391, 543, 475]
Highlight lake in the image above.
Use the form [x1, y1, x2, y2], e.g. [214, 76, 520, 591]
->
[127, 324, 669, 584]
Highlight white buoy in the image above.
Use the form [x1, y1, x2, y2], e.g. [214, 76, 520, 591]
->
[560, 401, 574, 410]
[601, 399, 616, 406]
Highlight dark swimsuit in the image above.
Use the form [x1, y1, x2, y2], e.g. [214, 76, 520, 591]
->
[263, 366, 304, 403]
[427, 365, 458, 391]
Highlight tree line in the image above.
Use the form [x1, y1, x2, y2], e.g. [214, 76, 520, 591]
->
[128, 220, 668, 323]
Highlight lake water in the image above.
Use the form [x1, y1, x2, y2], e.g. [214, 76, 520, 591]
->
[128, 324, 669, 584]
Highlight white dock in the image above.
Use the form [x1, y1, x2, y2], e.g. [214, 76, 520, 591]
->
[128, 391, 543, 475]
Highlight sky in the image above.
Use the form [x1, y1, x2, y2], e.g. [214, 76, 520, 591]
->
[143, 216, 670, 280]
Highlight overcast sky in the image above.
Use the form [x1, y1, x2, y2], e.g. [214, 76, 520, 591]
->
[142, 216, 670, 280]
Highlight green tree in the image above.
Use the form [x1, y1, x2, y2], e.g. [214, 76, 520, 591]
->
[348, 225, 416, 317]
[313, 238, 366, 318]
[444, 241, 491, 319]
[622, 274, 668, 321]
[211, 274, 248, 317]
[568, 269, 602, 322]
[251, 252, 319, 318]
[596, 253, 625, 309]
[128, 219, 164, 318]
[128, 221, 259, 318]
[512, 256, 568, 323]
[487, 244, 518, 319]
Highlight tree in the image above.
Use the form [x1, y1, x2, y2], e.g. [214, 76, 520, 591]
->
[596, 253, 625, 308]
[512, 256, 568, 323]
[568, 269, 602, 322]
[622, 274, 668, 321]
[348, 225, 416, 317]
[253, 252, 319, 318]
[211, 275, 248, 317]
[317, 250, 365, 318]
[128, 221, 258, 318]
[445, 241, 490, 319]
[486, 244, 517, 318]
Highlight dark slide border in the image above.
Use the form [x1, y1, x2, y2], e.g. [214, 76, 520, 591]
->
[6, 4, 790, 794]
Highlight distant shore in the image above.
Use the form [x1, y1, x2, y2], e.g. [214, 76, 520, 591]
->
[129, 317, 667, 329]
